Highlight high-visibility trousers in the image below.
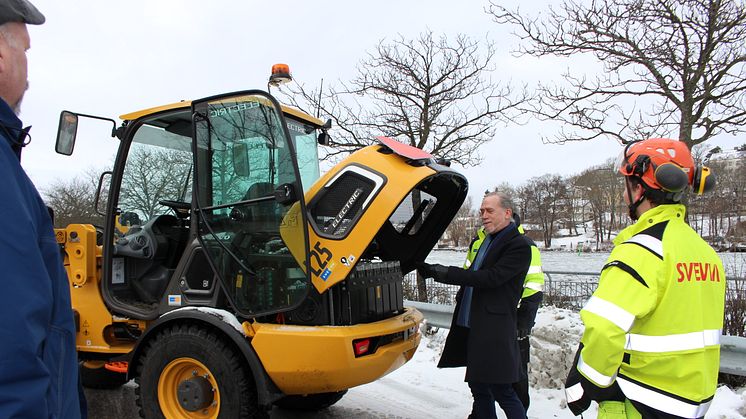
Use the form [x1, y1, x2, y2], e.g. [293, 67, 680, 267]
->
[597, 400, 641, 419]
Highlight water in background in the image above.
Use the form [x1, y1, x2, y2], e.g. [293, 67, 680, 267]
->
[426, 249, 609, 273]
[427, 249, 746, 278]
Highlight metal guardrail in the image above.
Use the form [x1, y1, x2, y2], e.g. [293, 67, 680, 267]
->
[720, 335, 746, 376]
[405, 299, 746, 377]
[405, 300, 453, 329]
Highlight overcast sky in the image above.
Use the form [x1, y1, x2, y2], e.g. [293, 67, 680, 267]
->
[20, 0, 745, 204]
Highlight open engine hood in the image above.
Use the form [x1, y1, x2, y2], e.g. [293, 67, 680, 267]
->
[281, 140, 468, 293]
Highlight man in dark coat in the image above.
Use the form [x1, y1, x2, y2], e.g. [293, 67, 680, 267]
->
[417, 192, 531, 419]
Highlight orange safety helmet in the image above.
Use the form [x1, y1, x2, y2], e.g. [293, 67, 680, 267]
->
[615, 138, 715, 201]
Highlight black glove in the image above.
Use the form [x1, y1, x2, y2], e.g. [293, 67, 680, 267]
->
[415, 262, 449, 282]
[565, 345, 592, 415]
[564, 343, 624, 416]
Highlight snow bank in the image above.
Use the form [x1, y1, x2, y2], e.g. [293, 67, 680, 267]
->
[529, 307, 584, 389]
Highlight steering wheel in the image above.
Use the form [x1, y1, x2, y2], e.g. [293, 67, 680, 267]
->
[159, 200, 191, 219]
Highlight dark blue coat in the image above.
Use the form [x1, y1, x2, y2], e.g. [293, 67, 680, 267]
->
[0, 99, 85, 418]
[437, 224, 531, 384]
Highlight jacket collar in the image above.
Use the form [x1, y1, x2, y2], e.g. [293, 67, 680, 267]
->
[488, 221, 517, 239]
[484, 222, 519, 251]
[0, 98, 28, 160]
[614, 204, 686, 245]
[0, 98, 22, 133]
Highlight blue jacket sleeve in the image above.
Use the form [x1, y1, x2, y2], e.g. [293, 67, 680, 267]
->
[0, 151, 52, 418]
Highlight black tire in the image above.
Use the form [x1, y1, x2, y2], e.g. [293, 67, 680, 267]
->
[274, 390, 347, 411]
[79, 361, 129, 389]
[135, 323, 268, 419]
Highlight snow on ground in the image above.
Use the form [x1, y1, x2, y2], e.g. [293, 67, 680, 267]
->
[278, 306, 746, 418]
[87, 305, 746, 418]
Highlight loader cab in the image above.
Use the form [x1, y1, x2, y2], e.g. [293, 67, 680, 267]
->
[59, 91, 322, 320]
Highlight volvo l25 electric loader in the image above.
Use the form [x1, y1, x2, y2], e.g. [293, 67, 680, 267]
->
[54, 89, 467, 418]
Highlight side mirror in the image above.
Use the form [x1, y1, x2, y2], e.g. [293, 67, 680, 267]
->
[317, 131, 330, 146]
[232, 143, 250, 177]
[55, 110, 120, 156]
[318, 118, 333, 146]
[56, 111, 78, 156]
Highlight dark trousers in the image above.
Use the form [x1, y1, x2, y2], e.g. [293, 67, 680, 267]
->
[468, 382, 527, 419]
[512, 337, 531, 411]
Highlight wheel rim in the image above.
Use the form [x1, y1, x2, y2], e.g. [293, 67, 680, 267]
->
[81, 360, 107, 369]
[158, 357, 220, 418]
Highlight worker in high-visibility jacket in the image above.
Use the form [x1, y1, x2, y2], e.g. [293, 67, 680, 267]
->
[564, 138, 724, 419]
[464, 212, 544, 413]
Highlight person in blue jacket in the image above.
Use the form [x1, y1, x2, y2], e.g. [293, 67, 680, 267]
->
[0, 1, 86, 417]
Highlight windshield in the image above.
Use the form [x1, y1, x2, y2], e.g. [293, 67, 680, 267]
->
[117, 110, 193, 224]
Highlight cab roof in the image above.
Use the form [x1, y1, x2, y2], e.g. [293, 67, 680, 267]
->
[119, 100, 324, 127]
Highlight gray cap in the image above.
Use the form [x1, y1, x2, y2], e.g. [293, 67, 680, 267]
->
[0, 0, 45, 26]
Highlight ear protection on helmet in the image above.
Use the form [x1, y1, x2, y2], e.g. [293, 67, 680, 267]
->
[692, 165, 716, 195]
[653, 163, 689, 193]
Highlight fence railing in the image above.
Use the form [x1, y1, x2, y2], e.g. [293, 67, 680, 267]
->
[403, 271, 746, 312]
[542, 271, 599, 310]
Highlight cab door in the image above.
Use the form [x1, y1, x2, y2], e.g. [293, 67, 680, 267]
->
[191, 91, 310, 316]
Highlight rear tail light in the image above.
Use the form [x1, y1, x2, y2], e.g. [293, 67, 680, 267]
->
[352, 330, 410, 358]
[353, 338, 371, 357]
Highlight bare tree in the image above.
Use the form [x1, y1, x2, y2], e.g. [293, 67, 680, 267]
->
[565, 175, 587, 236]
[573, 161, 626, 248]
[689, 144, 746, 242]
[283, 30, 529, 165]
[521, 174, 569, 248]
[726, 145, 746, 230]
[489, 0, 746, 148]
[42, 169, 104, 228]
[119, 147, 192, 221]
[445, 197, 479, 248]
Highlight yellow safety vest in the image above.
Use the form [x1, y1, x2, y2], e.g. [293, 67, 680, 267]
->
[464, 225, 544, 297]
[567, 204, 725, 418]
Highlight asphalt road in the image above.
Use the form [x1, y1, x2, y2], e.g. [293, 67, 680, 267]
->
[84, 384, 139, 419]
[84, 383, 384, 419]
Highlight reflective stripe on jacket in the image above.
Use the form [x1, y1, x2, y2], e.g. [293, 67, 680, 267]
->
[577, 204, 725, 418]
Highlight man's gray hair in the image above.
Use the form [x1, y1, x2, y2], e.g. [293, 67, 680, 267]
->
[0, 25, 20, 49]
[484, 191, 515, 211]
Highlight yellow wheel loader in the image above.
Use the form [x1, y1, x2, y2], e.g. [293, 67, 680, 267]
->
[54, 88, 467, 418]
